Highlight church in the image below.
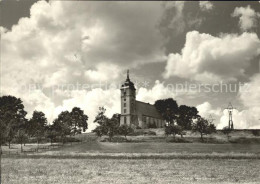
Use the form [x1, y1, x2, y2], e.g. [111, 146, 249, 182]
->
[120, 71, 165, 128]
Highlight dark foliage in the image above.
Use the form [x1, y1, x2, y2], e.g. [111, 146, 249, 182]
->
[118, 124, 134, 138]
[177, 105, 200, 130]
[154, 98, 178, 125]
[93, 107, 120, 141]
[192, 117, 216, 140]
[0, 96, 27, 148]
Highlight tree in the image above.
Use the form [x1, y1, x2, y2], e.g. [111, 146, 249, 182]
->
[46, 124, 58, 145]
[154, 98, 178, 125]
[0, 96, 27, 148]
[177, 105, 200, 130]
[52, 111, 72, 144]
[70, 107, 88, 136]
[92, 108, 120, 141]
[118, 124, 134, 139]
[192, 117, 216, 141]
[94, 107, 107, 126]
[93, 107, 109, 138]
[28, 111, 48, 147]
[165, 124, 184, 138]
[106, 116, 120, 141]
[0, 117, 8, 154]
[16, 129, 28, 152]
[92, 126, 106, 138]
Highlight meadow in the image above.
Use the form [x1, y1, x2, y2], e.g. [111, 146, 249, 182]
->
[1, 130, 260, 183]
[2, 158, 260, 184]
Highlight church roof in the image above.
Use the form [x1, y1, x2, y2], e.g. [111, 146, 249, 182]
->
[135, 101, 163, 119]
[121, 70, 135, 90]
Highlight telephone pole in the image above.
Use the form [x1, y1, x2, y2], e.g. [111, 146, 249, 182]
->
[225, 102, 236, 129]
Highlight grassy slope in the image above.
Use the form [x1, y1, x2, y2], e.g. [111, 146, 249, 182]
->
[51, 141, 260, 154]
[50, 131, 260, 154]
[2, 158, 260, 184]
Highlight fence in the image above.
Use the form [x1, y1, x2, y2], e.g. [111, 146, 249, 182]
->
[1, 141, 84, 156]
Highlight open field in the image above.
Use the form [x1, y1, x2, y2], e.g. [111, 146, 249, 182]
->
[2, 131, 260, 183]
[51, 141, 260, 154]
[2, 158, 260, 184]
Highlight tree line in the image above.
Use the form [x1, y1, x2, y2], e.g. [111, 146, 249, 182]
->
[0, 95, 88, 153]
[154, 98, 216, 140]
[0, 95, 217, 152]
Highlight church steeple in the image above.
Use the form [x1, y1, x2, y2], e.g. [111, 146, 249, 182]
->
[121, 70, 135, 90]
[127, 69, 129, 80]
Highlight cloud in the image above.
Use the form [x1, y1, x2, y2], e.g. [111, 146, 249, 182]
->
[53, 88, 121, 132]
[1, 0, 169, 132]
[232, 5, 260, 31]
[197, 102, 221, 119]
[84, 63, 121, 82]
[1, 1, 167, 93]
[163, 31, 260, 82]
[161, 1, 185, 34]
[199, 1, 214, 11]
[159, 1, 203, 38]
[136, 80, 176, 104]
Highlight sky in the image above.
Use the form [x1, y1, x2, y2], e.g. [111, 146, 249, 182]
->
[1, 0, 260, 131]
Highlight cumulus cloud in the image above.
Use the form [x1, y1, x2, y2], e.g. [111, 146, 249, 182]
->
[163, 31, 260, 82]
[232, 5, 260, 31]
[199, 1, 214, 11]
[53, 88, 121, 132]
[1, 1, 169, 132]
[197, 102, 221, 119]
[1, 1, 166, 93]
[84, 63, 121, 82]
[136, 80, 176, 104]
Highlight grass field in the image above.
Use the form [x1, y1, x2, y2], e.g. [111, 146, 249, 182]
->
[2, 158, 260, 184]
[2, 131, 260, 183]
[52, 141, 260, 154]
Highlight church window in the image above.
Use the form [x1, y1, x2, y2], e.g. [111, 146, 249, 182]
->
[124, 117, 127, 124]
[124, 109, 126, 113]
[124, 98, 126, 101]
[124, 103, 126, 107]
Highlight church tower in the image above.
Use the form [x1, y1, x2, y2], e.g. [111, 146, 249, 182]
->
[120, 70, 136, 126]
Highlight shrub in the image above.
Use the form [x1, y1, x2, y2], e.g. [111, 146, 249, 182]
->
[148, 123, 157, 129]
[251, 130, 260, 136]
[144, 131, 156, 136]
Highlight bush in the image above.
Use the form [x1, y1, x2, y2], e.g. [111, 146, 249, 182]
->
[148, 123, 157, 129]
[166, 138, 190, 143]
[144, 131, 156, 136]
[136, 126, 142, 129]
[100, 136, 129, 143]
[251, 130, 260, 136]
